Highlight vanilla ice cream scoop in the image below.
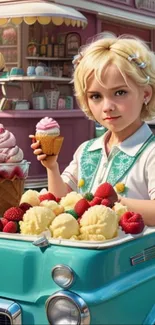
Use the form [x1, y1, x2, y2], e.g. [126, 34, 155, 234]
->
[80, 205, 118, 240]
[19, 206, 56, 235]
[113, 202, 128, 221]
[50, 213, 80, 239]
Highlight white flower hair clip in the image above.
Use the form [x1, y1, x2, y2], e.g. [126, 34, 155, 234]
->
[128, 53, 147, 69]
[72, 52, 83, 69]
[128, 53, 150, 82]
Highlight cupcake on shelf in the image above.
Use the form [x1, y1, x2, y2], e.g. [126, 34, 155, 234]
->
[35, 117, 64, 156]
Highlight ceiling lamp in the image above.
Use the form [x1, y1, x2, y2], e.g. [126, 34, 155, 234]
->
[0, 0, 87, 27]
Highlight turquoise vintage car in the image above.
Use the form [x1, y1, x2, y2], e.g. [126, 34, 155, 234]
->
[1, 227, 155, 325]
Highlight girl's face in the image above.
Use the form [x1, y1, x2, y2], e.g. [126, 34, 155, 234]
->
[86, 64, 151, 139]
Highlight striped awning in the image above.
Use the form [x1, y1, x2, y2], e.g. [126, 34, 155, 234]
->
[0, 0, 87, 27]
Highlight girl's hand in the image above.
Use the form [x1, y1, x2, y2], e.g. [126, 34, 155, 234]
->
[29, 135, 58, 170]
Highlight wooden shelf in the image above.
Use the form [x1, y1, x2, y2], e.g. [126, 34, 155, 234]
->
[0, 75, 71, 83]
[0, 45, 17, 48]
[6, 62, 18, 65]
[0, 109, 85, 118]
[26, 56, 72, 61]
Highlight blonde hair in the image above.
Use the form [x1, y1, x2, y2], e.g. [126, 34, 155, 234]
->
[73, 35, 155, 121]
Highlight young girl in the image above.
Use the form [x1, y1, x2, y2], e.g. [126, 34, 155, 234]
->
[31, 35, 155, 226]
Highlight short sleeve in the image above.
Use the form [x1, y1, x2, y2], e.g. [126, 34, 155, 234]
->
[61, 142, 87, 192]
[145, 146, 155, 200]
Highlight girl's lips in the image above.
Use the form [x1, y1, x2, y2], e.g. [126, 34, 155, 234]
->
[104, 116, 120, 120]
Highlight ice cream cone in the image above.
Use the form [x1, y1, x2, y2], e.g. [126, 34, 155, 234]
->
[0, 178, 25, 215]
[35, 134, 64, 155]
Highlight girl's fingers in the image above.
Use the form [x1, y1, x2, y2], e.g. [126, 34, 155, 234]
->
[31, 141, 40, 149]
[29, 134, 36, 144]
[34, 148, 43, 155]
[37, 153, 47, 161]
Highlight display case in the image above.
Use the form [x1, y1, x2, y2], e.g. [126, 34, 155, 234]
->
[0, 23, 21, 70]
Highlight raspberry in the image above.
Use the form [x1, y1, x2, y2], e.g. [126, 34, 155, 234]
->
[4, 207, 24, 221]
[0, 170, 9, 179]
[39, 192, 56, 202]
[0, 217, 9, 228]
[101, 198, 113, 208]
[119, 211, 145, 234]
[89, 197, 102, 206]
[0, 219, 3, 231]
[74, 198, 90, 217]
[3, 221, 17, 233]
[10, 167, 23, 179]
[19, 202, 32, 213]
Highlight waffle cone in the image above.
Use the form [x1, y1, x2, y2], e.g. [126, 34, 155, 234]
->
[0, 178, 25, 215]
[35, 134, 64, 155]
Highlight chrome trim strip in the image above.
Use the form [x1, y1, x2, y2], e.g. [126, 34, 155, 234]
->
[32, 235, 49, 247]
[130, 245, 155, 266]
[46, 290, 90, 325]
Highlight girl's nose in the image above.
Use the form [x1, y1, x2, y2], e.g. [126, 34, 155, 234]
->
[102, 98, 115, 112]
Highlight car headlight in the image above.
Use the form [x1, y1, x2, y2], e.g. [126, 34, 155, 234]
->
[52, 264, 74, 289]
[46, 291, 90, 325]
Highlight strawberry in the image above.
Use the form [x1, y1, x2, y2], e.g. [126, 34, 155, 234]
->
[89, 197, 102, 206]
[3, 221, 17, 233]
[74, 198, 90, 217]
[0, 217, 9, 228]
[4, 207, 24, 221]
[119, 211, 145, 234]
[39, 192, 56, 202]
[0, 219, 3, 231]
[101, 198, 113, 208]
[55, 197, 61, 203]
[19, 202, 32, 213]
[94, 182, 118, 205]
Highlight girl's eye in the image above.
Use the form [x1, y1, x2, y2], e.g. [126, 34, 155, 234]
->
[115, 90, 127, 96]
[89, 93, 101, 100]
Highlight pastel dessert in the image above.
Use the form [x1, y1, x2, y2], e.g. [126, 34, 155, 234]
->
[0, 124, 30, 215]
[35, 117, 64, 155]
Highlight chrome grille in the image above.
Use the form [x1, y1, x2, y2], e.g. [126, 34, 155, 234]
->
[0, 298, 22, 325]
[0, 313, 11, 325]
[130, 245, 155, 266]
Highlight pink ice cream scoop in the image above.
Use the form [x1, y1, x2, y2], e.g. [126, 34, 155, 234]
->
[0, 124, 23, 163]
[36, 117, 60, 136]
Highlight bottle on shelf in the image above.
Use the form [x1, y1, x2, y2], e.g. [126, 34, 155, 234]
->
[40, 33, 48, 57]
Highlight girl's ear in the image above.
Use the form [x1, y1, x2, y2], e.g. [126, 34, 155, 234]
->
[144, 85, 152, 104]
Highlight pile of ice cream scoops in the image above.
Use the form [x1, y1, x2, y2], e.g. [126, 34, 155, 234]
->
[0, 118, 145, 241]
[0, 183, 145, 240]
